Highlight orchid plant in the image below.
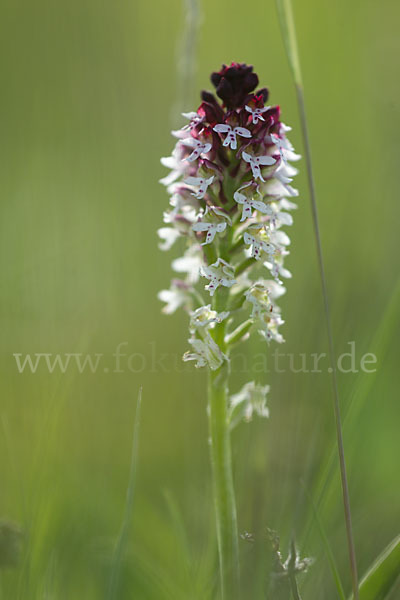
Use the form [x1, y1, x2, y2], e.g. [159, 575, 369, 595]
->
[158, 63, 300, 599]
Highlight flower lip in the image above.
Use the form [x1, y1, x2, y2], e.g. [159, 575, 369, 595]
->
[211, 62, 259, 109]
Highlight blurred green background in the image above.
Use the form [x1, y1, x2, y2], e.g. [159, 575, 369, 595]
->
[0, 0, 399, 598]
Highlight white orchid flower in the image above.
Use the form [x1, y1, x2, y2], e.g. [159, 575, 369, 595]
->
[160, 144, 187, 186]
[258, 312, 285, 344]
[200, 258, 236, 296]
[234, 183, 270, 222]
[242, 151, 276, 182]
[229, 381, 270, 428]
[193, 221, 226, 245]
[172, 246, 203, 285]
[183, 332, 229, 370]
[158, 282, 191, 314]
[182, 138, 212, 162]
[213, 124, 251, 150]
[192, 206, 231, 245]
[157, 227, 181, 251]
[184, 175, 215, 199]
[243, 231, 276, 261]
[190, 305, 229, 329]
[245, 105, 271, 124]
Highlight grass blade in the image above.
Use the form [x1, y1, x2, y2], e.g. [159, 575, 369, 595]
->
[305, 278, 400, 545]
[301, 481, 346, 600]
[275, 1, 359, 598]
[348, 535, 400, 600]
[107, 387, 143, 600]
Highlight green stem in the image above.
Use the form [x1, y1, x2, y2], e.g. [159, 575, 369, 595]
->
[235, 256, 254, 277]
[208, 361, 240, 600]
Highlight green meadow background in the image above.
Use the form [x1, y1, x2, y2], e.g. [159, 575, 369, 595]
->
[0, 0, 399, 597]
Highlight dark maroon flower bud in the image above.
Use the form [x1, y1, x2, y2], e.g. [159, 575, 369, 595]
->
[197, 100, 224, 126]
[266, 106, 281, 126]
[199, 158, 223, 174]
[211, 62, 259, 109]
[247, 94, 268, 110]
[255, 88, 269, 102]
[201, 90, 219, 106]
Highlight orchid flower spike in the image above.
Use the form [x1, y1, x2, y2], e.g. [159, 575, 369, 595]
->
[159, 61, 300, 394]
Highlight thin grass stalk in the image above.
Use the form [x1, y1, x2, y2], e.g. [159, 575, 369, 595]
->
[107, 387, 142, 600]
[275, 1, 359, 598]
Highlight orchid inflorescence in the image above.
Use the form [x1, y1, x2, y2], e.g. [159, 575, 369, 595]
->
[159, 63, 300, 393]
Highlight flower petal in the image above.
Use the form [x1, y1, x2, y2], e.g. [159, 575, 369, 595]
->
[234, 127, 251, 138]
[213, 124, 231, 133]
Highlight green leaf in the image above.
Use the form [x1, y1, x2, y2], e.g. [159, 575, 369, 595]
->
[348, 535, 400, 600]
